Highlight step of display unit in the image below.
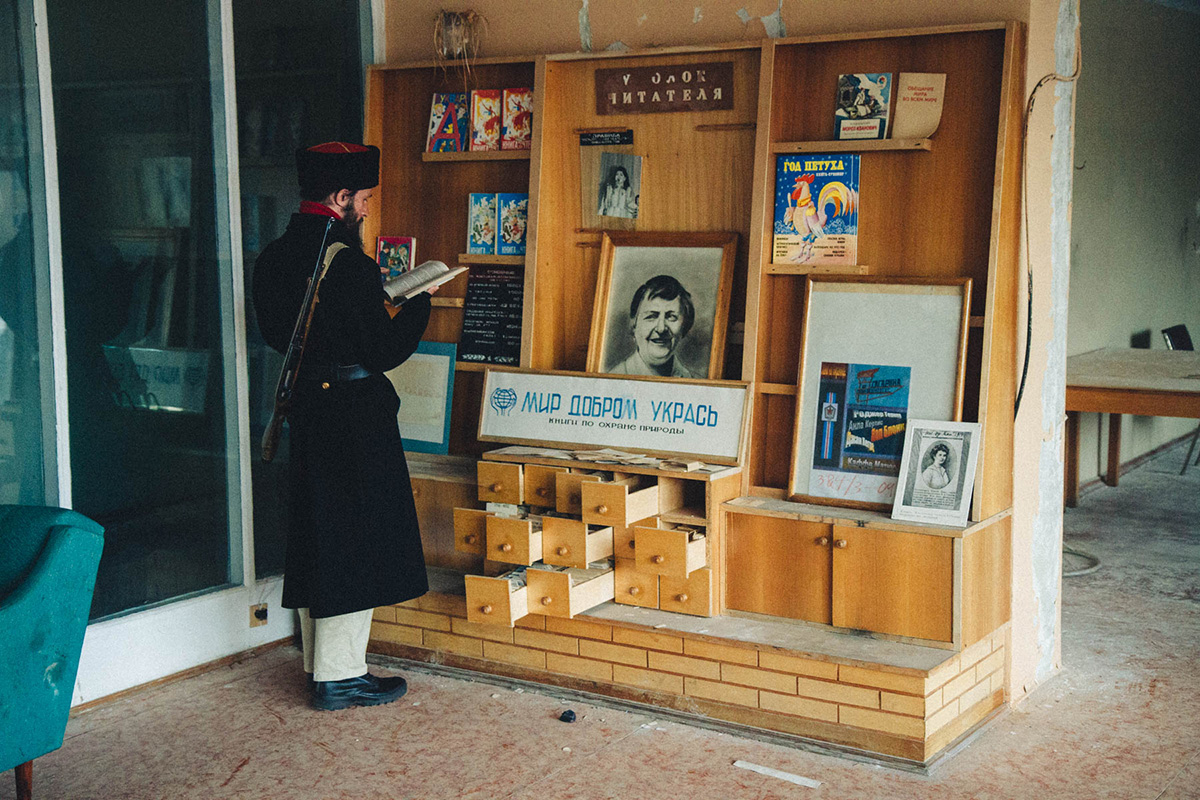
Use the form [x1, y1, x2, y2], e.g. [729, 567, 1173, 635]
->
[541, 517, 615, 568]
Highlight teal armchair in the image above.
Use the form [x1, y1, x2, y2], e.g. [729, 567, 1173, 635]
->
[0, 506, 104, 800]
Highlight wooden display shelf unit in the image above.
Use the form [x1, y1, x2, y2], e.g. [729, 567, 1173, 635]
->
[458, 253, 526, 265]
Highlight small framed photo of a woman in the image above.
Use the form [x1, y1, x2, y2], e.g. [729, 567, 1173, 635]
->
[587, 231, 737, 381]
[892, 419, 981, 527]
[596, 152, 642, 220]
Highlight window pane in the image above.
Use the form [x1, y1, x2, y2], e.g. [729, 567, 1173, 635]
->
[48, 0, 233, 619]
[233, 0, 363, 579]
[0, 0, 45, 505]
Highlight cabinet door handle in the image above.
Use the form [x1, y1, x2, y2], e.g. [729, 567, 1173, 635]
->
[480, 604, 493, 615]
[834, 539, 848, 549]
[817, 536, 830, 546]
[628, 586, 641, 596]
[675, 593, 689, 602]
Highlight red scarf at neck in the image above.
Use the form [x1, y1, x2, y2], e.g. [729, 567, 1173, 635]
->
[299, 201, 341, 220]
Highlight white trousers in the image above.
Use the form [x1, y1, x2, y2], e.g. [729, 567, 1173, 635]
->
[298, 607, 374, 683]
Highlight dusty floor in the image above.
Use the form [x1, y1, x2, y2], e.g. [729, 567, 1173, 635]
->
[4, 444, 1197, 799]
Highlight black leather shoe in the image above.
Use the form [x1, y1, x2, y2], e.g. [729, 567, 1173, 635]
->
[311, 673, 408, 711]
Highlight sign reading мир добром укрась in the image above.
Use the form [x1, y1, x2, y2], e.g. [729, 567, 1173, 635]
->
[595, 62, 734, 115]
[479, 369, 748, 464]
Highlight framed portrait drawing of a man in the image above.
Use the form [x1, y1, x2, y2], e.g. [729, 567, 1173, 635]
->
[586, 232, 737, 381]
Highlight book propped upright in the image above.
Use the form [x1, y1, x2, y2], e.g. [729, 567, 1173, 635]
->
[890, 73, 946, 139]
[834, 73, 891, 140]
[383, 260, 467, 305]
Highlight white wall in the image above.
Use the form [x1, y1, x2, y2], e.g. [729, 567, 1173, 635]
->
[1068, 0, 1200, 476]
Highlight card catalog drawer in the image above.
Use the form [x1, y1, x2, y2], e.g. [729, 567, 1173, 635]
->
[526, 564, 615, 619]
[659, 568, 714, 617]
[525, 464, 568, 508]
[620, 517, 665, 559]
[635, 527, 707, 579]
[555, 471, 603, 515]
[485, 514, 542, 565]
[613, 558, 659, 608]
[466, 571, 528, 626]
[477, 461, 523, 505]
[541, 517, 614, 568]
[453, 508, 488, 555]
[581, 480, 659, 528]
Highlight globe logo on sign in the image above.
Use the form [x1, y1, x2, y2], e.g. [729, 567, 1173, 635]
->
[490, 387, 518, 416]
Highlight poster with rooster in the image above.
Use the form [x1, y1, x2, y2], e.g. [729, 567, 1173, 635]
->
[772, 153, 859, 265]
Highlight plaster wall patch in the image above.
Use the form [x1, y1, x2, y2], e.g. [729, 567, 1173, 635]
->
[760, 0, 787, 38]
[605, 41, 629, 51]
[694, 7, 703, 23]
[735, 8, 752, 25]
[579, 0, 593, 52]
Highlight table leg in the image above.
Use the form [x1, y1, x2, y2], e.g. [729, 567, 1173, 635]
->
[1065, 410, 1080, 508]
[1105, 413, 1122, 487]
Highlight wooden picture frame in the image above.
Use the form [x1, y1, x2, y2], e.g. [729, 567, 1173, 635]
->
[788, 277, 972, 510]
[586, 231, 737, 381]
[384, 341, 457, 454]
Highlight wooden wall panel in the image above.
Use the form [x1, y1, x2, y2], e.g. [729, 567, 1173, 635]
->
[726, 513, 832, 622]
[961, 516, 1011, 648]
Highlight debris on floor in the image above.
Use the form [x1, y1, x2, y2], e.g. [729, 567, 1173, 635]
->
[733, 760, 821, 789]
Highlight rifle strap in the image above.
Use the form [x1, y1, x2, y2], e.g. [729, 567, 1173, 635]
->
[287, 240, 348, 382]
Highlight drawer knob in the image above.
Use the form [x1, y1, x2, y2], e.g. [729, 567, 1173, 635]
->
[499, 543, 513, 553]
[412, 488, 421, 498]
[464, 535, 478, 545]
[490, 482, 504, 493]
[675, 593, 689, 602]
[541, 596, 553, 606]
[628, 586, 641, 596]
[652, 555, 664, 564]
[834, 539, 848, 549]
[596, 504, 609, 515]
[537, 487, 550, 497]
[817, 536, 830, 546]
[480, 605, 493, 615]
[629, 539, 637, 550]
[556, 546, 568, 556]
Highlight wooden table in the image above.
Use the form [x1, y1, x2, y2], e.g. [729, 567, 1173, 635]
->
[1064, 347, 1200, 506]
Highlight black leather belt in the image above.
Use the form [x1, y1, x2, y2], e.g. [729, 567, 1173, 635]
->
[300, 363, 373, 384]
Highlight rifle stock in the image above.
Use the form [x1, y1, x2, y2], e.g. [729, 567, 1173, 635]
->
[259, 218, 336, 463]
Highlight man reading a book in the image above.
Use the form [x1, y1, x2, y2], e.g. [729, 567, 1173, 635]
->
[252, 141, 433, 711]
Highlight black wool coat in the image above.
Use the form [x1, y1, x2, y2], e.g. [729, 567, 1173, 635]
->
[253, 212, 432, 618]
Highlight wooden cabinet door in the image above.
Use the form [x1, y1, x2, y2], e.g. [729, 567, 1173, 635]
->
[831, 526, 954, 642]
[726, 513, 831, 624]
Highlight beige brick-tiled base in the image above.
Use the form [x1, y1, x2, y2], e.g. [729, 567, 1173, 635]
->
[370, 594, 1007, 764]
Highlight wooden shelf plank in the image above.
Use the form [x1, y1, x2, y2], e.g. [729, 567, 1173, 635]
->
[756, 382, 797, 396]
[722, 496, 1011, 539]
[430, 297, 466, 308]
[660, 506, 709, 526]
[765, 262, 870, 276]
[421, 149, 532, 163]
[455, 361, 488, 372]
[458, 253, 526, 265]
[771, 138, 932, 154]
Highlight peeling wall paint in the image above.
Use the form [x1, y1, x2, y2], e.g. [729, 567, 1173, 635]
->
[735, 7, 753, 24]
[579, 0, 593, 52]
[760, 0, 787, 37]
[694, 6, 704, 23]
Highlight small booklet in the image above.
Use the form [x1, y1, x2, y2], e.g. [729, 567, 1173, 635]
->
[382, 259, 466, 304]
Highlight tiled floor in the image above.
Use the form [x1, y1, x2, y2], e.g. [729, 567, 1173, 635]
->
[4, 444, 1197, 799]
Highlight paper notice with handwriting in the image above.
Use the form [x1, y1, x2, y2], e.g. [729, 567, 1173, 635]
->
[890, 73, 946, 139]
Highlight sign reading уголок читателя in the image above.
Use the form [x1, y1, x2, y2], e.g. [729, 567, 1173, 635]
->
[478, 369, 748, 465]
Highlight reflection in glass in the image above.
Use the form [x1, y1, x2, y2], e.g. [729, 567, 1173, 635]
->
[233, 1, 364, 578]
[48, 0, 231, 619]
[0, 0, 44, 505]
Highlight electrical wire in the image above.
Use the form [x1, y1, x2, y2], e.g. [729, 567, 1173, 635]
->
[1013, 11, 1083, 420]
[1063, 544, 1101, 577]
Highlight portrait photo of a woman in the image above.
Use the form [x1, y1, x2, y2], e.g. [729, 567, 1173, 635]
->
[920, 441, 953, 490]
[597, 153, 641, 219]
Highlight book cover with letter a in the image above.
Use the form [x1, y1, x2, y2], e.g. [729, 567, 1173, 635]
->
[426, 93, 468, 152]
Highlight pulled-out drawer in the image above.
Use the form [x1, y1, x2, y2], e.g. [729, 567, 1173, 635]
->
[555, 470, 604, 515]
[453, 508, 489, 555]
[466, 570, 528, 626]
[477, 461, 523, 505]
[614, 557, 659, 609]
[485, 514, 543, 565]
[619, 517, 666, 559]
[541, 517, 614, 568]
[659, 567, 714, 617]
[525, 464, 568, 508]
[635, 527, 707, 579]
[526, 563, 615, 619]
[582, 478, 659, 528]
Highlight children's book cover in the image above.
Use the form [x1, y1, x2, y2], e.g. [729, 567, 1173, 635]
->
[496, 193, 529, 256]
[834, 73, 891, 140]
[809, 362, 911, 503]
[467, 193, 497, 254]
[376, 236, 416, 281]
[772, 154, 859, 265]
[470, 89, 502, 151]
[501, 87, 533, 150]
[426, 92, 469, 152]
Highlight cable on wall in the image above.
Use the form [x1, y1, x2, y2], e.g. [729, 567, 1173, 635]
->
[1013, 10, 1083, 420]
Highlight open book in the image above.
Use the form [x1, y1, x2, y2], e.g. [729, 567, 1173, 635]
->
[383, 259, 467, 303]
